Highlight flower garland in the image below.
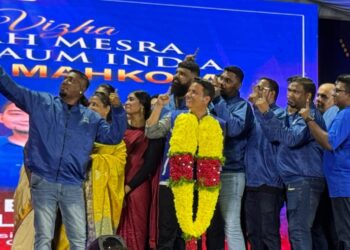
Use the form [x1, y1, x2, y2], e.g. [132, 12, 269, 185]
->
[169, 112, 224, 250]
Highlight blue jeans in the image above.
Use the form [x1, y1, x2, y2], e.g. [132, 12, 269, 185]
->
[30, 173, 86, 250]
[219, 172, 246, 250]
[286, 178, 325, 250]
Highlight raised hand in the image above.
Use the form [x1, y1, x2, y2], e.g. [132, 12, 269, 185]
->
[299, 97, 311, 120]
[248, 91, 259, 104]
[212, 75, 221, 98]
[184, 48, 199, 62]
[156, 93, 170, 106]
[109, 90, 121, 107]
[255, 89, 270, 113]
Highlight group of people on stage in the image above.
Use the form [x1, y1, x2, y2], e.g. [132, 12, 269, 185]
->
[0, 53, 349, 250]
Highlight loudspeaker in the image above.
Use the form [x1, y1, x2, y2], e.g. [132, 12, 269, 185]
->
[87, 235, 128, 250]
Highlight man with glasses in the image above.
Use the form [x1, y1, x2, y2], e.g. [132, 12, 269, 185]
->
[300, 74, 350, 249]
[245, 77, 285, 250]
[312, 83, 339, 250]
[0, 66, 127, 250]
[252, 76, 326, 250]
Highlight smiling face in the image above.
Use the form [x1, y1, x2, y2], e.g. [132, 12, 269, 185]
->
[185, 82, 210, 111]
[124, 93, 143, 116]
[0, 103, 29, 134]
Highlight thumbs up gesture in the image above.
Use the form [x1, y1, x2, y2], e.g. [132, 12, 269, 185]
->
[109, 90, 121, 107]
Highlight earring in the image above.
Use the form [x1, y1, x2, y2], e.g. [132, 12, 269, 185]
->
[79, 91, 83, 95]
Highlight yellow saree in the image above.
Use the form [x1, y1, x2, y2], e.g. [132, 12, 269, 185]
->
[12, 141, 127, 249]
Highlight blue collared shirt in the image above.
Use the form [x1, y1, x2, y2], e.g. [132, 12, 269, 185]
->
[257, 105, 326, 184]
[245, 104, 286, 188]
[323, 105, 339, 129]
[324, 106, 350, 197]
[0, 67, 127, 185]
[212, 92, 254, 173]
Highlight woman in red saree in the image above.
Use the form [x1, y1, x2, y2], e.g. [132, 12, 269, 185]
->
[117, 91, 163, 250]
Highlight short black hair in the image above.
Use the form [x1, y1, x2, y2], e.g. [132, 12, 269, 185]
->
[178, 60, 200, 76]
[336, 74, 350, 93]
[224, 66, 244, 82]
[260, 77, 279, 100]
[101, 236, 128, 250]
[289, 76, 316, 100]
[69, 69, 90, 90]
[193, 77, 215, 101]
[287, 75, 300, 84]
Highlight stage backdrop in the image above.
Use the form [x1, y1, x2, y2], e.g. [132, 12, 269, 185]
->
[0, 0, 317, 249]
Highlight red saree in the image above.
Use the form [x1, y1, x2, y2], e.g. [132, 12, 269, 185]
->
[118, 128, 151, 250]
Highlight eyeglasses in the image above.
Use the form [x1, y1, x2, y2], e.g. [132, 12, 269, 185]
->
[335, 88, 347, 94]
[254, 85, 270, 91]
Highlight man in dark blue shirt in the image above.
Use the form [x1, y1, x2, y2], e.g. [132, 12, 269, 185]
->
[312, 82, 339, 250]
[211, 66, 254, 250]
[316, 83, 339, 129]
[253, 76, 326, 250]
[0, 66, 127, 250]
[300, 74, 350, 250]
[245, 77, 285, 250]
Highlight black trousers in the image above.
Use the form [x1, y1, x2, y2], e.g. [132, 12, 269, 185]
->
[157, 185, 185, 250]
[157, 185, 224, 250]
[312, 186, 338, 250]
[331, 197, 350, 250]
[244, 186, 284, 250]
[206, 202, 225, 250]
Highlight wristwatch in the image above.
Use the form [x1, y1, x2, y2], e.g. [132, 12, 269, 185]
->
[305, 115, 315, 123]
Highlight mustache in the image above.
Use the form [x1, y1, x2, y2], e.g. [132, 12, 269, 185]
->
[171, 82, 188, 97]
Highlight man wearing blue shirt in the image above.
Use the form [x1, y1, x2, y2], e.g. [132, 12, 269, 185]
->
[300, 74, 350, 250]
[316, 83, 339, 129]
[312, 82, 339, 250]
[245, 77, 285, 250]
[212, 66, 254, 250]
[254, 77, 326, 250]
[0, 66, 127, 250]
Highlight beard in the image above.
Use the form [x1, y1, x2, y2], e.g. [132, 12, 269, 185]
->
[59, 91, 67, 98]
[171, 79, 189, 97]
[287, 100, 296, 108]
